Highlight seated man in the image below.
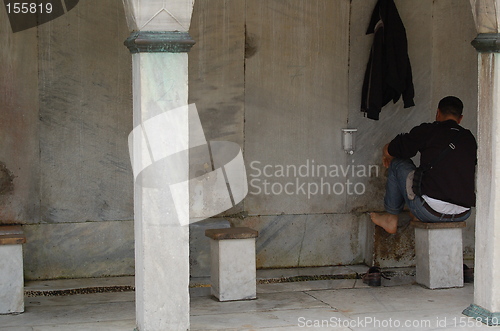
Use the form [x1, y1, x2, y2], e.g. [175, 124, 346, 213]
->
[370, 96, 477, 233]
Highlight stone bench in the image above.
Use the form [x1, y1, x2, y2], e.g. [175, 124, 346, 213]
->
[0, 225, 26, 314]
[411, 220, 466, 289]
[205, 227, 258, 301]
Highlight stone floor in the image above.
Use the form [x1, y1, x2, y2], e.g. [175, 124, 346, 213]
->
[0, 265, 497, 331]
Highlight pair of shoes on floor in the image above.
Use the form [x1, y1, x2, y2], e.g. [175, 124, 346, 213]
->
[464, 264, 474, 283]
[362, 266, 390, 287]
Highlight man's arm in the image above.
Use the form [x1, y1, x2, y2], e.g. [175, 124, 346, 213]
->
[383, 143, 394, 168]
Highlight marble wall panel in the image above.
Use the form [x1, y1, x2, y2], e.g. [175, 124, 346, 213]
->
[231, 214, 364, 269]
[244, 0, 351, 215]
[432, 0, 478, 131]
[189, 0, 246, 216]
[23, 221, 134, 280]
[189, 0, 245, 146]
[0, 5, 40, 223]
[38, 0, 133, 223]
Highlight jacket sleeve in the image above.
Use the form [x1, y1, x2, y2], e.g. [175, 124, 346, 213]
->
[388, 123, 430, 159]
[361, 0, 415, 120]
[402, 61, 415, 108]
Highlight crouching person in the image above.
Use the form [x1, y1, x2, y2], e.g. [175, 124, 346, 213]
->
[370, 96, 477, 234]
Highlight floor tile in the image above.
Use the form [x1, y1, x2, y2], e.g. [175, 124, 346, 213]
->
[306, 288, 392, 314]
[190, 291, 329, 316]
[366, 284, 474, 312]
[306, 284, 475, 316]
[272, 308, 349, 328]
[0, 267, 487, 331]
[31, 320, 136, 331]
[191, 308, 352, 330]
[190, 311, 293, 330]
[0, 301, 135, 328]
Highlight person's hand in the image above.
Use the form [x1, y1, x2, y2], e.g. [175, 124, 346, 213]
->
[382, 144, 394, 168]
[383, 155, 393, 168]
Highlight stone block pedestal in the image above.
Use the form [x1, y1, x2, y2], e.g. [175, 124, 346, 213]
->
[205, 227, 258, 301]
[0, 226, 26, 314]
[412, 220, 465, 289]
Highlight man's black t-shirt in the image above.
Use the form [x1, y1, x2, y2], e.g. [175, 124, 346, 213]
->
[388, 120, 477, 208]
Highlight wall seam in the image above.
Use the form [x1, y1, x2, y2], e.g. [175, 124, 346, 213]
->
[243, 0, 247, 214]
[345, 0, 353, 214]
[36, 18, 42, 225]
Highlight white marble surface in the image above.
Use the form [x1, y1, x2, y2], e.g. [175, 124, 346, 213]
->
[210, 238, 256, 301]
[0, 245, 24, 314]
[232, 214, 365, 269]
[132, 53, 190, 330]
[23, 222, 134, 280]
[473, 50, 500, 313]
[122, 0, 195, 31]
[415, 228, 463, 289]
[244, 0, 351, 216]
[470, 0, 500, 33]
[0, 273, 488, 330]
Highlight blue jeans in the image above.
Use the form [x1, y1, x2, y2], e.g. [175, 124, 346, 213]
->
[384, 159, 471, 222]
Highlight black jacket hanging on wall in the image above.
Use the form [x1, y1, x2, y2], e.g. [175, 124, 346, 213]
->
[361, 0, 415, 120]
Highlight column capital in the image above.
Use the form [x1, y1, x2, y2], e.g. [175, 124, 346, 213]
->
[124, 31, 195, 54]
[472, 33, 500, 53]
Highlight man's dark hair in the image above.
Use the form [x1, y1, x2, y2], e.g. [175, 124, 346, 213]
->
[438, 96, 463, 117]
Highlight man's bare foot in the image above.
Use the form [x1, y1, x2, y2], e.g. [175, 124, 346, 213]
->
[370, 212, 398, 234]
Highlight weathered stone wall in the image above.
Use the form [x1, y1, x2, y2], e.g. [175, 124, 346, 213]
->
[195, 0, 478, 268]
[0, 0, 134, 279]
[0, 2, 39, 223]
[0, 0, 478, 279]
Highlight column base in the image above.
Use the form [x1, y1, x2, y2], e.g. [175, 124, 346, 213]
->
[463, 304, 500, 326]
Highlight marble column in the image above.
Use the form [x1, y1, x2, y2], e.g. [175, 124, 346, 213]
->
[122, 1, 195, 330]
[463, 1, 500, 324]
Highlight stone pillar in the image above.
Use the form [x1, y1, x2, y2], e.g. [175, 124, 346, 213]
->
[122, 1, 195, 330]
[462, 25, 500, 325]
